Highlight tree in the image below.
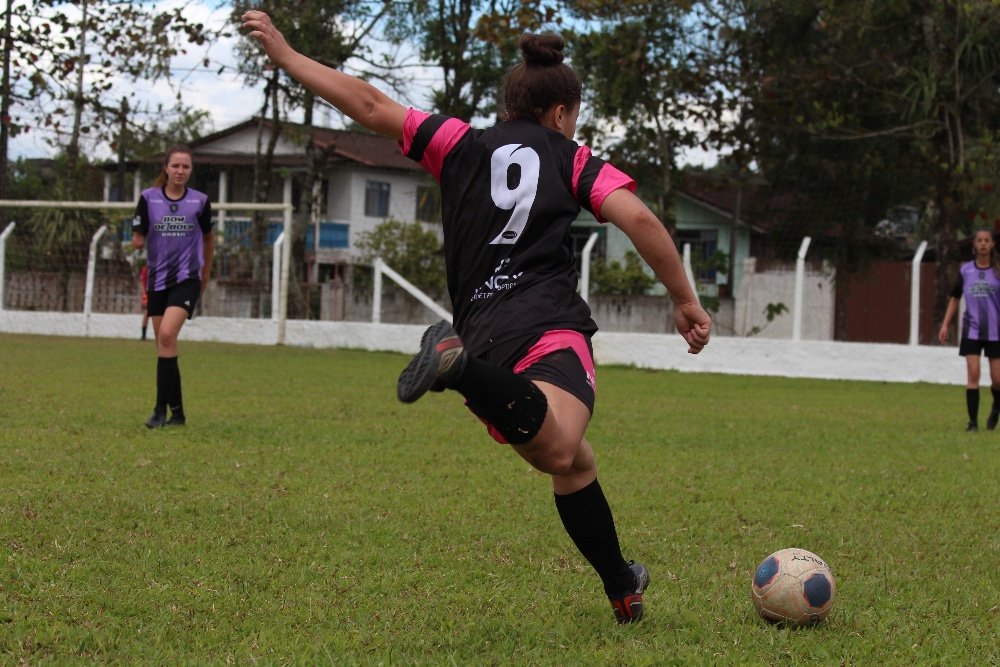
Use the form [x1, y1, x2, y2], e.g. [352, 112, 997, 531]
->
[4, 0, 220, 183]
[355, 219, 447, 293]
[231, 0, 401, 318]
[404, 0, 560, 121]
[727, 0, 1000, 329]
[591, 251, 655, 296]
[570, 1, 745, 231]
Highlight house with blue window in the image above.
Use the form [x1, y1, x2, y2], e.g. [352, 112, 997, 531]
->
[106, 120, 759, 311]
[104, 118, 441, 290]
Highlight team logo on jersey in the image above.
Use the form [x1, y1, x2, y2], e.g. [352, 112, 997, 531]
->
[132, 216, 141, 228]
[170, 203, 179, 213]
[471, 258, 523, 301]
[153, 215, 195, 237]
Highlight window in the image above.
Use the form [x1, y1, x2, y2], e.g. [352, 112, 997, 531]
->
[675, 228, 720, 281]
[365, 181, 390, 217]
[415, 185, 441, 223]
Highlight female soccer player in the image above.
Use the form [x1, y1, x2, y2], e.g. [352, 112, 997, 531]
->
[243, 10, 711, 623]
[938, 228, 1000, 431]
[131, 145, 214, 428]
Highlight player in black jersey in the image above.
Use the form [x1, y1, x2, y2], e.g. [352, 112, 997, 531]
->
[245, 10, 711, 624]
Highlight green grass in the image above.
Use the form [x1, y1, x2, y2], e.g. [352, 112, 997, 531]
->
[1, 333, 997, 665]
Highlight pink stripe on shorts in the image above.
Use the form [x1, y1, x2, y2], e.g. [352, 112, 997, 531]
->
[481, 330, 596, 444]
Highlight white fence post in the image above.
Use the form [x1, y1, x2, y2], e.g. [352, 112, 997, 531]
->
[276, 179, 293, 345]
[580, 231, 599, 302]
[84, 225, 108, 336]
[372, 257, 383, 323]
[792, 236, 812, 342]
[0, 222, 15, 312]
[271, 231, 284, 322]
[910, 240, 928, 345]
[682, 243, 700, 304]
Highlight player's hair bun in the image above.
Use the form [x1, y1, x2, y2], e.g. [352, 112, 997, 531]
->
[519, 32, 565, 66]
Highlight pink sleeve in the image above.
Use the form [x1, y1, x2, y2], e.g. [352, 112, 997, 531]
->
[590, 164, 637, 223]
[398, 108, 470, 181]
[571, 146, 636, 223]
[399, 108, 431, 156]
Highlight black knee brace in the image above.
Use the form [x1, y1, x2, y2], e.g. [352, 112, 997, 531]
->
[471, 380, 548, 445]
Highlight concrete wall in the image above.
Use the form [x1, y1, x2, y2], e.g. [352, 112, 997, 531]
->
[734, 257, 835, 340]
[0, 310, 971, 386]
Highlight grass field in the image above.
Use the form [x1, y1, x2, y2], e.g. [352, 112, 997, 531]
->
[1, 333, 997, 665]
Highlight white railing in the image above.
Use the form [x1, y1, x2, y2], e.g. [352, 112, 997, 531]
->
[372, 257, 451, 323]
[0, 198, 294, 343]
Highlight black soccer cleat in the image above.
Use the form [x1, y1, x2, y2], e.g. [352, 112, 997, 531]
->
[966, 421, 979, 432]
[397, 320, 466, 403]
[165, 413, 186, 427]
[609, 561, 649, 625]
[987, 409, 999, 431]
[145, 408, 167, 429]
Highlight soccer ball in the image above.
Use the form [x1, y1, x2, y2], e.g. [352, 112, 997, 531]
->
[751, 547, 836, 627]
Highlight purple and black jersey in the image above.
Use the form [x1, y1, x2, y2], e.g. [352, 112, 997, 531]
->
[133, 187, 213, 292]
[400, 108, 635, 355]
[951, 260, 1000, 341]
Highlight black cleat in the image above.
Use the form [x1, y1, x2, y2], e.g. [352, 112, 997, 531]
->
[609, 561, 649, 624]
[145, 408, 167, 429]
[987, 410, 999, 431]
[165, 414, 186, 427]
[966, 421, 979, 432]
[397, 320, 466, 403]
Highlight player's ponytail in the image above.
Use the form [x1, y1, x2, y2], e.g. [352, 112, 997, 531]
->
[499, 32, 581, 122]
[152, 144, 194, 188]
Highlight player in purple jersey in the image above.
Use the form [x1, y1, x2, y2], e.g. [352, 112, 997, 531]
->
[131, 145, 215, 429]
[938, 229, 1000, 431]
[244, 11, 711, 624]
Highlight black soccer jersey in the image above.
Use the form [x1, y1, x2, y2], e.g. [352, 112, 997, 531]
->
[400, 109, 635, 355]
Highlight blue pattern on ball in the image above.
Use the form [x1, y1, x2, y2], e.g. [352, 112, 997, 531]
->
[753, 556, 779, 588]
[803, 573, 832, 607]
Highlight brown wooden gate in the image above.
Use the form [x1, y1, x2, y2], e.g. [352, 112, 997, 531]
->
[837, 260, 938, 344]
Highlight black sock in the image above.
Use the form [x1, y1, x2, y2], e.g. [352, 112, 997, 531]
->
[966, 388, 980, 424]
[141, 325, 147, 340]
[169, 357, 183, 416]
[158, 356, 181, 415]
[554, 479, 633, 597]
[452, 357, 547, 444]
[991, 387, 1000, 414]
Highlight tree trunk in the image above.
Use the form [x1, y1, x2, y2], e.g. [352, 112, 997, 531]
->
[250, 71, 282, 318]
[66, 0, 88, 179]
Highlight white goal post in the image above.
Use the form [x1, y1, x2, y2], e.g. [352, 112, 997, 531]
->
[0, 199, 295, 342]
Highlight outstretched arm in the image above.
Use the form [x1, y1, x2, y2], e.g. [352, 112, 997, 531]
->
[241, 10, 407, 140]
[600, 188, 712, 354]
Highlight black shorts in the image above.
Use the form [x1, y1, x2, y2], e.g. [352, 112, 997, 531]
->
[958, 338, 1000, 358]
[478, 330, 596, 413]
[146, 279, 201, 319]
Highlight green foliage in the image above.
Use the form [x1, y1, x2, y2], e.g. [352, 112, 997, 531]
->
[590, 250, 655, 295]
[747, 301, 789, 337]
[1, 334, 998, 664]
[5, 154, 107, 270]
[355, 218, 446, 292]
[7, 0, 221, 156]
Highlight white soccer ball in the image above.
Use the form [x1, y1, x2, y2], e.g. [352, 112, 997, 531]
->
[751, 547, 836, 627]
